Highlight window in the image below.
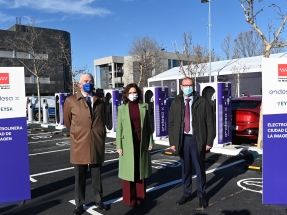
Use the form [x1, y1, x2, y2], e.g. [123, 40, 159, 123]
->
[172, 59, 179, 68]
[25, 76, 30, 83]
[39, 76, 50, 83]
[232, 100, 261, 110]
[168, 59, 171, 70]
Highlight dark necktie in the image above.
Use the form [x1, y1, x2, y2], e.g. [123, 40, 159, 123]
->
[85, 97, 92, 117]
[184, 98, 190, 133]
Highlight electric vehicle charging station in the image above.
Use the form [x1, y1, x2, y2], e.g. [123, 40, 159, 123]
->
[27, 98, 34, 122]
[42, 99, 49, 124]
[104, 89, 124, 135]
[198, 82, 232, 147]
[55, 93, 70, 126]
[143, 87, 169, 139]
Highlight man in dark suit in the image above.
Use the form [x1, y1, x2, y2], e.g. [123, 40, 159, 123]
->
[64, 73, 107, 215]
[169, 77, 215, 208]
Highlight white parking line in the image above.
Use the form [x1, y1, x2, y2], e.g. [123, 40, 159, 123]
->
[28, 132, 52, 136]
[29, 149, 70, 156]
[30, 167, 74, 182]
[69, 200, 103, 215]
[103, 159, 245, 205]
[29, 157, 122, 182]
[29, 138, 70, 144]
[29, 148, 169, 182]
[105, 141, 115, 145]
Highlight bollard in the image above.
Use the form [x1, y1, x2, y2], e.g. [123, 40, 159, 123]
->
[42, 99, 49, 124]
[27, 98, 34, 122]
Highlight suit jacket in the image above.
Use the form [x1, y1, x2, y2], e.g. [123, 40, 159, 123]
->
[169, 91, 215, 155]
[116, 102, 154, 181]
[64, 91, 106, 164]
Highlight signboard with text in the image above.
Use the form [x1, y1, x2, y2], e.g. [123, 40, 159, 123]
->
[262, 58, 287, 204]
[0, 67, 31, 204]
[154, 87, 169, 137]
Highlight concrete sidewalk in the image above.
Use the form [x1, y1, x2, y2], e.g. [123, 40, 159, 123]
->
[27, 121, 68, 131]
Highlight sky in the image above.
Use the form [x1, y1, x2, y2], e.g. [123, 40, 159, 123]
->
[0, 0, 286, 77]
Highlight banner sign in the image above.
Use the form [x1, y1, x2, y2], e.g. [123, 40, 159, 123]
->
[112, 90, 123, 132]
[0, 67, 31, 204]
[154, 87, 169, 137]
[262, 58, 287, 204]
[217, 82, 232, 144]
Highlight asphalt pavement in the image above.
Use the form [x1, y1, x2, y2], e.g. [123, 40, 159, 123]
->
[0, 127, 286, 215]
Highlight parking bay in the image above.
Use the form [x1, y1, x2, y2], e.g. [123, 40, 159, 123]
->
[1, 128, 284, 215]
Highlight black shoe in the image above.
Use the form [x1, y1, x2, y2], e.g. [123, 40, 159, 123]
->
[129, 204, 137, 209]
[199, 197, 208, 208]
[176, 196, 191, 205]
[137, 200, 145, 207]
[95, 202, 107, 211]
[73, 206, 84, 215]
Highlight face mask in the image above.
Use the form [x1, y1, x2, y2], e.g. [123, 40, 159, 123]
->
[82, 83, 94, 93]
[183, 87, 193, 96]
[128, 94, 138, 101]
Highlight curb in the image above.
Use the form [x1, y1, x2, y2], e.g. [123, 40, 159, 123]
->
[27, 122, 68, 132]
[162, 150, 177, 156]
[240, 150, 262, 171]
[245, 165, 262, 171]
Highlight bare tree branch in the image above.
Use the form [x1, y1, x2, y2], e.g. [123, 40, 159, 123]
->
[175, 32, 209, 80]
[128, 36, 165, 88]
[1, 17, 65, 121]
[238, 0, 287, 149]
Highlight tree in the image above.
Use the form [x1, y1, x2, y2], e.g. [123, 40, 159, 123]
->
[233, 30, 265, 58]
[174, 32, 209, 84]
[54, 35, 88, 94]
[239, 0, 287, 57]
[221, 30, 285, 60]
[221, 34, 233, 60]
[128, 36, 165, 88]
[1, 18, 62, 121]
[239, 0, 287, 149]
[231, 62, 250, 98]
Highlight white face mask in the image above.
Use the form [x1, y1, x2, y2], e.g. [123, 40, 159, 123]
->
[128, 93, 138, 101]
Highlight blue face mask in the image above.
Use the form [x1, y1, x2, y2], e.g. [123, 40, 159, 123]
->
[82, 83, 94, 93]
[183, 87, 193, 96]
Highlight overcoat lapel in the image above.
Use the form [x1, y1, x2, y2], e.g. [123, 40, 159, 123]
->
[123, 103, 132, 132]
[91, 95, 99, 122]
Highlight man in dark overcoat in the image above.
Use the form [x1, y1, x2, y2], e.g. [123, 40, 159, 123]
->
[169, 77, 215, 208]
[64, 73, 107, 215]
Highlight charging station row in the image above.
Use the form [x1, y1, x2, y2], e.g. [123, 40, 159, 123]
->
[105, 83, 232, 147]
[27, 93, 70, 126]
[27, 82, 232, 147]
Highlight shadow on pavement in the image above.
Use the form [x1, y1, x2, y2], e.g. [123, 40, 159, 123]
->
[204, 154, 253, 203]
[0, 200, 62, 215]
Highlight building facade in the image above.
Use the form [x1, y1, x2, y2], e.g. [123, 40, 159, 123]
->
[0, 24, 72, 96]
[94, 52, 197, 89]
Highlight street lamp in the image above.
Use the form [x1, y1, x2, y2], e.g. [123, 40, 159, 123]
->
[201, 0, 212, 83]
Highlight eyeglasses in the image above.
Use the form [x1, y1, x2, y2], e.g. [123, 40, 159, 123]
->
[182, 85, 192, 87]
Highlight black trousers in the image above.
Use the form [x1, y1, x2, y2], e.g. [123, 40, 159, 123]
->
[74, 164, 103, 207]
[180, 134, 206, 198]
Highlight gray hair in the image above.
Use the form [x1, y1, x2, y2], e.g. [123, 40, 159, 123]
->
[79, 73, 94, 84]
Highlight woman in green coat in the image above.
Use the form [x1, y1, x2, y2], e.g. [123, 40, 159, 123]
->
[116, 83, 154, 208]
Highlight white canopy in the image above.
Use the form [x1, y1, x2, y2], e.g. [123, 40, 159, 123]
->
[148, 52, 287, 82]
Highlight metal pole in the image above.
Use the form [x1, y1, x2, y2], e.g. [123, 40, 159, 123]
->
[208, 0, 212, 83]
